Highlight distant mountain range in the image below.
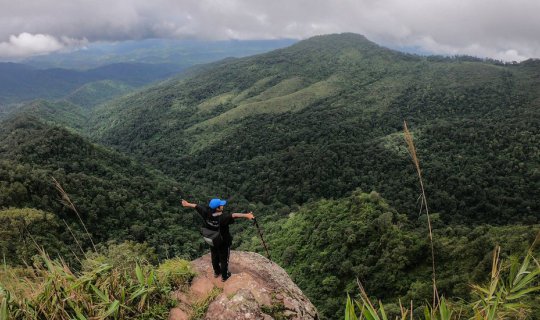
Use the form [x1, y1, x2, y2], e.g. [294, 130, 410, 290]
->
[0, 39, 297, 106]
[0, 62, 183, 105]
[20, 38, 298, 69]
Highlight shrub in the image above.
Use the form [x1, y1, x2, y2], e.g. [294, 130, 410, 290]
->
[0, 249, 175, 319]
[156, 258, 196, 290]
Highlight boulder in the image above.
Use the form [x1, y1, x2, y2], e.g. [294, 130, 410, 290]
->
[170, 250, 318, 320]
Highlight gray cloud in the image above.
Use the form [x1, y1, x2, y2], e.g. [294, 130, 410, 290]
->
[0, 0, 539, 60]
[0, 33, 87, 58]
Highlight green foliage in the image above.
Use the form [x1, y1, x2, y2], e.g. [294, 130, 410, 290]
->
[82, 241, 158, 272]
[0, 246, 194, 319]
[238, 190, 538, 319]
[81, 33, 539, 227]
[0, 208, 67, 265]
[189, 287, 222, 320]
[470, 248, 540, 319]
[345, 294, 359, 320]
[345, 249, 540, 320]
[0, 116, 204, 265]
[65, 80, 134, 109]
[8, 100, 88, 130]
[156, 258, 196, 290]
[260, 300, 288, 320]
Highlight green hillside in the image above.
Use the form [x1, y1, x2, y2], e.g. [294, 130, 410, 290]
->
[87, 33, 539, 225]
[64, 80, 134, 109]
[239, 190, 538, 318]
[0, 115, 204, 264]
[2, 100, 88, 130]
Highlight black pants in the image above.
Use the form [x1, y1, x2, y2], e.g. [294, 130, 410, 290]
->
[210, 243, 230, 278]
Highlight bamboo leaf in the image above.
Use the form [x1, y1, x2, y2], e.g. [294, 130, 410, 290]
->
[439, 297, 450, 320]
[510, 269, 540, 293]
[506, 286, 540, 300]
[360, 299, 379, 320]
[103, 300, 120, 318]
[512, 254, 531, 286]
[486, 295, 499, 320]
[378, 301, 388, 320]
[129, 287, 148, 301]
[135, 264, 144, 285]
[423, 306, 431, 320]
[345, 295, 358, 320]
[147, 270, 155, 286]
[470, 284, 490, 295]
[75, 310, 88, 320]
[0, 296, 8, 320]
[91, 284, 109, 303]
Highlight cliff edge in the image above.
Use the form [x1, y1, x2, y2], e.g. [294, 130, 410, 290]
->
[169, 250, 319, 320]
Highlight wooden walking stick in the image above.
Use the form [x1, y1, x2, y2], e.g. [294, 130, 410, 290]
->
[253, 218, 271, 261]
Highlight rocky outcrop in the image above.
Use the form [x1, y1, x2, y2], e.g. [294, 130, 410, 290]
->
[169, 251, 318, 320]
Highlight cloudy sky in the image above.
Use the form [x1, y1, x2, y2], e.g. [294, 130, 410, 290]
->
[1, 0, 539, 61]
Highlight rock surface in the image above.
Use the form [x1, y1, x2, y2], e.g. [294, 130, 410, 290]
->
[169, 250, 318, 320]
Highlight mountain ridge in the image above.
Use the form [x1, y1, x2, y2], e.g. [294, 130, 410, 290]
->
[78, 33, 538, 225]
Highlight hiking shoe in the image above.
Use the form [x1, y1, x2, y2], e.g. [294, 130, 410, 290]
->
[221, 271, 231, 282]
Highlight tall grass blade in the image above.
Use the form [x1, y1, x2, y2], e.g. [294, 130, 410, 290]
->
[0, 294, 8, 320]
[378, 300, 388, 320]
[135, 263, 144, 285]
[403, 121, 439, 311]
[52, 176, 97, 252]
[103, 300, 120, 318]
[345, 294, 358, 320]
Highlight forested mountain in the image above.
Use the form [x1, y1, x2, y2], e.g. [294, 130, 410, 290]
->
[0, 114, 204, 264]
[86, 33, 539, 225]
[1, 33, 538, 319]
[239, 190, 538, 318]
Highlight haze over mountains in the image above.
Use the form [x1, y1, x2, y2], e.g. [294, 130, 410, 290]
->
[1, 33, 538, 318]
[19, 38, 298, 69]
[0, 38, 296, 106]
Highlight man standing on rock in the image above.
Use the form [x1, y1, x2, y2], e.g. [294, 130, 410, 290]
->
[182, 198, 255, 282]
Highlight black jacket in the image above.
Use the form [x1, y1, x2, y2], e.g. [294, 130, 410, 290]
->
[196, 204, 235, 245]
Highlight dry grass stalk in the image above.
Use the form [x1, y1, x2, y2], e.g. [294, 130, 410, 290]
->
[356, 277, 376, 311]
[531, 230, 540, 268]
[62, 219, 86, 260]
[52, 176, 97, 252]
[490, 246, 501, 282]
[403, 121, 439, 311]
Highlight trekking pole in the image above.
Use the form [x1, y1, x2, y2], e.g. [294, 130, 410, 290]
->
[253, 218, 271, 261]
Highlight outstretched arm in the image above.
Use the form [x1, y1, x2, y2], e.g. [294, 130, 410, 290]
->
[181, 199, 197, 208]
[232, 212, 255, 220]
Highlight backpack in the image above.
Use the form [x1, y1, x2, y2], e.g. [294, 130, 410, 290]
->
[201, 216, 223, 247]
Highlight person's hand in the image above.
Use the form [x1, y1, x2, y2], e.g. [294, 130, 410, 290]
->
[181, 199, 190, 208]
[246, 212, 255, 220]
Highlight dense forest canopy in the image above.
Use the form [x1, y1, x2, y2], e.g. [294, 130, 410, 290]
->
[85, 33, 538, 225]
[0, 115, 204, 263]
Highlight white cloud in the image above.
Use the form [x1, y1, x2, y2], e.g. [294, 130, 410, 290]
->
[0, 0, 539, 61]
[0, 33, 87, 59]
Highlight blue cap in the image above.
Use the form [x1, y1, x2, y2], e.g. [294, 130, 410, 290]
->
[209, 198, 227, 209]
